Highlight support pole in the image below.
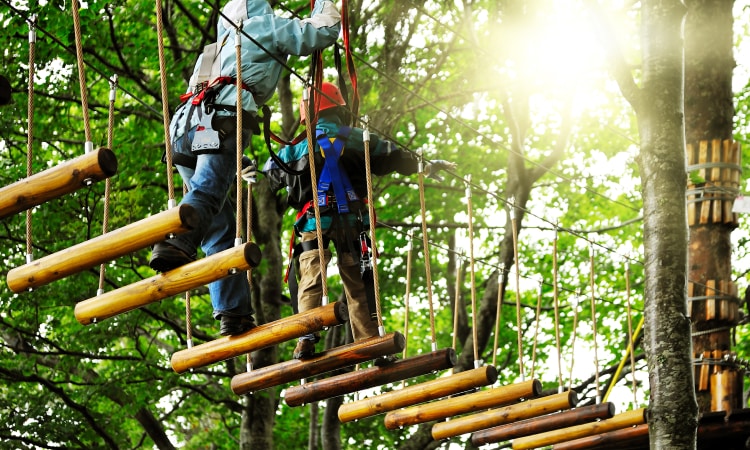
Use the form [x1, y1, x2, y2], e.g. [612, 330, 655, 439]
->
[512, 408, 646, 450]
[471, 402, 615, 446]
[170, 301, 349, 373]
[338, 366, 499, 424]
[0, 148, 117, 220]
[431, 390, 578, 441]
[74, 242, 262, 324]
[384, 378, 542, 430]
[231, 332, 405, 395]
[7, 204, 199, 292]
[284, 348, 457, 407]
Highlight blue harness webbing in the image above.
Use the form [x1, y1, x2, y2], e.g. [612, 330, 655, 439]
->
[315, 127, 358, 213]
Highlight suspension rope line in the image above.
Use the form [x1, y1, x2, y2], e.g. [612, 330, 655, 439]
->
[235, 23, 245, 245]
[71, 0, 93, 149]
[510, 199, 525, 380]
[97, 75, 117, 296]
[25, 15, 36, 265]
[362, 117, 385, 332]
[567, 293, 581, 391]
[491, 267, 504, 368]
[589, 242, 601, 403]
[553, 227, 564, 392]
[417, 153, 438, 350]
[530, 280, 543, 379]
[154, 0, 176, 206]
[465, 176, 480, 366]
[452, 247, 463, 374]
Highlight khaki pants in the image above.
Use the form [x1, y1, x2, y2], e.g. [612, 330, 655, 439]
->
[297, 231, 379, 341]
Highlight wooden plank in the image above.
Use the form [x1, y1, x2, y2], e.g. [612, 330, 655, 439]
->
[698, 350, 711, 391]
[230, 332, 405, 395]
[687, 282, 694, 317]
[0, 148, 117, 220]
[384, 378, 542, 430]
[432, 390, 577, 441]
[512, 408, 646, 449]
[705, 280, 716, 321]
[552, 423, 648, 450]
[7, 204, 199, 292]
[699, 140, 710, 224]
[171, 301, 349, 374]
[711, 140, 722, 221]
[74, 242, 261, 324]
[284, 348, 456, 407]
[338, 365, 498, 423]
[471, 402, 615, 446]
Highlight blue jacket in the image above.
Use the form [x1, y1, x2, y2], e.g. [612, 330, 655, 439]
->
[170, 0, 341, 140]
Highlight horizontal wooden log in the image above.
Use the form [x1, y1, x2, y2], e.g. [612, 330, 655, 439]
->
[74, 242, 261, 324]
[171, 301, 349, 374]
[552, 423, 648, 450]
[231, 332, 405, 395]
[7, 204, 199, 292]
[385, 378, 542, 430]
[338, 365, 498, 424]
[284, 348, 457, 407]
[0, 147, 118, 220]
[512, 407, 647, 450]
[432, 390, 578, 441]
[471, 402, 615, 446]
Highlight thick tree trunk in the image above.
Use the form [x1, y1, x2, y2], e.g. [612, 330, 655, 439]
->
[639, 1, 699, 448]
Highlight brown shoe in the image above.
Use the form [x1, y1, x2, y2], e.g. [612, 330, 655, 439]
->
[293, 339, 316, 359]
[373, 354, 398, 367]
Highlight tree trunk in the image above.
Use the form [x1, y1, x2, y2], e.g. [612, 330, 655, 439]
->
[638, 1, 699, 448]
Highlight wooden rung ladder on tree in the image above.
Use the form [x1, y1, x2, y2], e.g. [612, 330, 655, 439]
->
[74, 242, 262, 324]
[170, 301, 349, 373]
[230, 332, 406, 395]
[7, 204, 199, 292]
[284, 348, 457, 407]
[0, 147, 118, 220]
[686, 139, 741, 226]
[384, 378, 542, 430]
[337, 365, 499, 423]
[431, 390, 578, 441]
[511, 407, 647, 450]
[471, 401, 616, 447]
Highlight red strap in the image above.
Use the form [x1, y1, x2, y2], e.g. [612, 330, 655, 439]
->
[340, 0, 359, 119]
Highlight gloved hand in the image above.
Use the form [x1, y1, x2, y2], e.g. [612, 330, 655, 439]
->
[241, 159, 257, 184]
[424, 160, 457, 182]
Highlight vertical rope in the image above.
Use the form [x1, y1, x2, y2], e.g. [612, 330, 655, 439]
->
[465, 176, 480, 367]
[302, 87, 328, 303]
[452, 248, 463, 375]
[362, 117, 385, 333]
[98, 75, 117, 295]
[491, 267, 503, 367]
[530, 280, 543, 379]
[567, 293, 581, 390]
[552, 227, 564, 392]
[510, 198, 525, 380]
[25, 15, 36, 264]
[70, 0, 93, 148]
[184, 184, 193, 349]
[154, 0, 175, 206]
[626, 261, 638, 405]
[402, 230, 414, 359]
[417, 154, 437, 350]
[589, 243, 601, 403]
[235, 23, 244, 246]
[246, 182, 254, 372]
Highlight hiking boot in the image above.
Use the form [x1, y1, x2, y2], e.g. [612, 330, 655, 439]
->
[293, 339, 316, 359]
[149, 242, 195, 272]
[219, 315, 256, 336]
[373, 354, 398, 367]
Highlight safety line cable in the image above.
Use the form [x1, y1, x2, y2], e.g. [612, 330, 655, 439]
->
[465, 176, 480, 366]
[417, 156, 438, 350]
[97, 75, 117, 295]
[71, 0, 93, 148]
[363, 117, 385, 331]
[155, 0, 176, 205]
[25, 15, 36, 265]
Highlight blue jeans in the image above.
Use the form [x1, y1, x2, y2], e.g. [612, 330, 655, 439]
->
[167, 119, 253, 319]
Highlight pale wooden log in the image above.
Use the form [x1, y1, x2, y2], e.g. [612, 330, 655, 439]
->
[7, 204, 199, 292]
[471, 402, 615, 446]
[384, 378, 542, 430]
[552, 423, 648, 450]
[687, 282, 694, 317]
[231, 332, 405, 395]
[0, 148, 117, 220]
[171, 302, 349, 374]
[74, 242, 261, 324]
[512, 407, 646, 449]
[338, 365, 498, 423]
[706, 279, 716, 321]
[698, 140, 710, 224]
[432, 390, 577, 440]
[687, 143, 697, 225]
[284, 348, 456, 407]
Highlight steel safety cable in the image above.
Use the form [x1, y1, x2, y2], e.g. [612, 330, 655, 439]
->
[466, 176, 480, 367]
[71, 0, 93, 149]
[97, 76, 118, 296]
[510, 199, 525, 380]
[155, 0, 176, 205]
[417, 154, 438, 350]
[25, 15, 37, 265]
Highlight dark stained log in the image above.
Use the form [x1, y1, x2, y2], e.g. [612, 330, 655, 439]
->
[284, 348, 456, 407]
[0, 148, 117, 220]
[231, 332, 405, 395]
[471, 401, 615, 446]
[171, 302, 349, 373]
[552, 423, 648, 450]
[7, 204, 199, 292]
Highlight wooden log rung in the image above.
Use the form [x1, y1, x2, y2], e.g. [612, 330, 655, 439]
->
[384, 378, 542, 430]
[552, 423, 648, 450]
[7, 204, 199, 293]
[431, 390, 578, 441]
[284, 348, 457, 407]
[338, 365, 498, 424]
[74, 242, 262, 324]
[231, 332, 405, 395]
[512, 407, 647, 450]
[471, 402, 616, 446]
[171, 301, 349, 374]
[0, 148, 118, 220]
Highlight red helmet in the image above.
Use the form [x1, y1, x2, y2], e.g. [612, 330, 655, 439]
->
[300, 82, 346, 121]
